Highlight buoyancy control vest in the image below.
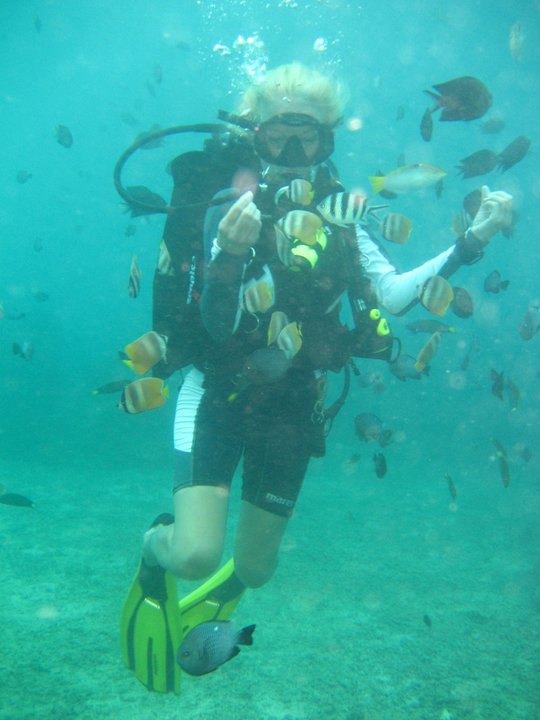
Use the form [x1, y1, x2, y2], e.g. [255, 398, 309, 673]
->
[150, 134, 394, 378]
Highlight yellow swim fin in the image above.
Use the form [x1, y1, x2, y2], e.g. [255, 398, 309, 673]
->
[178, 558, 245, 639]
[120, 514, 182, 694]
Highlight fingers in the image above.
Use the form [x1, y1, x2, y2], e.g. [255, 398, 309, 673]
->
[217, 190, 262, 253]
[481, 185, 490, 202]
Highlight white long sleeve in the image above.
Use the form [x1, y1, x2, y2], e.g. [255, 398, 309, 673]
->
[356, 226, 455, 315]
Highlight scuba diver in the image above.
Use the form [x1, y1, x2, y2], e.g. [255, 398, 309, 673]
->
[119, 63, 513, 693]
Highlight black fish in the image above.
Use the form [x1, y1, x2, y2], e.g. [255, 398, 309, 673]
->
[484, 270, 509, 294]
[498, 135, 531, 172]
[55, 124, 73, 148]
[379, 429, 393, 448]
[124, 224, 137, 237]
[463, 188, 482, 219]
[456, 149, 498, 179]
[373, 452, 387, 478]
[0, 492, 35, 508]
[396, 105, 406, 121]
[32, 291, 49, 302]
[33, 237, 44, 252]
[490, 369, 504, 400]
[423, 614, 432, 628]
[123, 185, 167, 217]
[451, 286, 474, 319]
[424, 76, 492, 121]
[420, 108, 433, 141]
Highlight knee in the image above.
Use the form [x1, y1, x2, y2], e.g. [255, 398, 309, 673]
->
[235, 557, 278, 589]
[168, 546, 222, 581]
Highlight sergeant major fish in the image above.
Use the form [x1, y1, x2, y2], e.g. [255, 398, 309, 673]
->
[316, 192, 386, 226]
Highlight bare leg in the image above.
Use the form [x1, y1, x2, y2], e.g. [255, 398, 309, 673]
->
[234, 500, 289, 588]
[143, 484, 229, 580]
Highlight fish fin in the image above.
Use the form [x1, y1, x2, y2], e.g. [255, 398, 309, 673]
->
[162, 385, 169, 400]
[229, 646, 241, 661]
[369, 176, 385, 194]
[237, 624, 256, 646]
[120, 514, 182, 694]
[500, 280, 510, 290]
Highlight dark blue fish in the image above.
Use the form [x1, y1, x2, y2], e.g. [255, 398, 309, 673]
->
[490, 370, 504, 400]
[177, 621, 255, 676]
[373, 452, 387, 478]
[0, 492, 35, 508]
[123, 186, 167, 217]
[420, 108, 433, 141]
[484, 270, 509, 294]
[55, 124, 73, 148]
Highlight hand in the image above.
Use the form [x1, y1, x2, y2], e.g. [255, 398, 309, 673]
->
[469, 185, 513, 244]
[217, 191, 262, 256]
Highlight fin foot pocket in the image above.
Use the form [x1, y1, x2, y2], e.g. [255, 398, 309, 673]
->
[178, 558, 246, 638]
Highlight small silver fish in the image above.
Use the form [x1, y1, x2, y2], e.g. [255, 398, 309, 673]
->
[177, 621, 255, 676]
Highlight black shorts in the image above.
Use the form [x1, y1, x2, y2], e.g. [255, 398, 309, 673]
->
[187, 370, 322, 518]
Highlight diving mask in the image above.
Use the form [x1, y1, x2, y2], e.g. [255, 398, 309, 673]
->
[254, 113, 335, 167]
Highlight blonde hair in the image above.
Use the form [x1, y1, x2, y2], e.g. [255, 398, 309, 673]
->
[238, 63, 347, 126]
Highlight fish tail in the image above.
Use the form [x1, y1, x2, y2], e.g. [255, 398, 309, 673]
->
[369, 176, 385, 194]
[500, 280, 510, 291]
[122, 359, 135, 372]
[237, 624, 256, 646]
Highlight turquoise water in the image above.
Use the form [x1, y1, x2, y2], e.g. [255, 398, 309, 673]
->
[1, 1, 539, 718]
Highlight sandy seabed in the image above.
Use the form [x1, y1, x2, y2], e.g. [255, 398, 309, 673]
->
[1, 448, 539, 720]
